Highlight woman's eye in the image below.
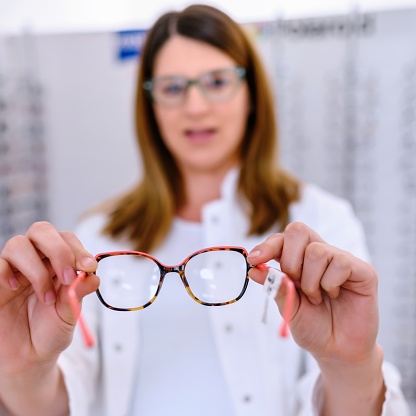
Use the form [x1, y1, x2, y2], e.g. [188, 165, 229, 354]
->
[208, 77, 229, 88]
[204, 74, 232, 91]
[162, 83, 185, 96]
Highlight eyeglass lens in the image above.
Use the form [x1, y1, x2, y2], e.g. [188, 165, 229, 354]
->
[96, 249, 249, 310]
[148, 67, 245, 107]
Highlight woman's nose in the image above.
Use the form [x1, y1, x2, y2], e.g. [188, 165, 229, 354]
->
[182, 83, 210, 114]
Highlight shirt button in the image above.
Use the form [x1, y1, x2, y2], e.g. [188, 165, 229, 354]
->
[225, 324, 233, 333]
[211, 216, 219, 224]
[114, 343, 123, 352]
[242, 394, 252, 403]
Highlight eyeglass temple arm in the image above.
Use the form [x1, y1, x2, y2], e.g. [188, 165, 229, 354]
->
[68, 261, 294, 347]
[257, 263, 296, 338]
[68, 272, 96, 348]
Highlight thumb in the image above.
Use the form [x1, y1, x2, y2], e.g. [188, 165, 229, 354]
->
[56, 272, 100, 326]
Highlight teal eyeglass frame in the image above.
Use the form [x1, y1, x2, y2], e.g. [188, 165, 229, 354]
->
[143, 66, 246, 107]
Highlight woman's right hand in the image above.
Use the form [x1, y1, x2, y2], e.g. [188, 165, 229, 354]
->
[0, 221, 99, 376]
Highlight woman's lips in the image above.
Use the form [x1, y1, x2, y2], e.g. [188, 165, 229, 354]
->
[185, 128, 216, 142]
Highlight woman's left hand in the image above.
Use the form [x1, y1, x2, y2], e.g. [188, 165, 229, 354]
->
[247, 221, 379, 365]
[248, 222, 387, 414]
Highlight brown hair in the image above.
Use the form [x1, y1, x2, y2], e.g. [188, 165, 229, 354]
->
[102, 4, 300, 252]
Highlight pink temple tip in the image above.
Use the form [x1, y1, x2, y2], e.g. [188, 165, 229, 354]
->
[257, 262, 269, 272]
[68, 272, 96, 348]
[279, 275, 295, 337]
[77, 313, 96, 347]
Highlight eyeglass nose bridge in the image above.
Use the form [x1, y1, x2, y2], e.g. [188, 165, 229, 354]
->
[159, 263, 185, 277]
[182, 78, 208, 102]
[159, 263, 199, 301]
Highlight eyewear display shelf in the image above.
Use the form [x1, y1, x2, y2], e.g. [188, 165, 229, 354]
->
[253, 8, 416, 410]
[0, 40, 48, 250]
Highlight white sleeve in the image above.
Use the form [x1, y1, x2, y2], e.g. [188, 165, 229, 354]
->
[294, 361, 410, 415]
[58, 293, 102, 416]
[380, 362, 411, 415]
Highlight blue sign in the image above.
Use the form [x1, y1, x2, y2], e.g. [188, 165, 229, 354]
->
[116, 29, 147, 61]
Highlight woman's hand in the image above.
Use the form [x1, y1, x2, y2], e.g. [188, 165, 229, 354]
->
[0, 221, 99, 375]
[248, 221, 385, 415]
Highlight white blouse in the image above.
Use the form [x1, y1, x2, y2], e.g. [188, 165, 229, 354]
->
[131, 218, 235, 415]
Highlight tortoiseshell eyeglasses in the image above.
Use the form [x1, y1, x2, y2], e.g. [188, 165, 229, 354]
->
[95, 246, 252, 310]
[69, 246, 295, 347]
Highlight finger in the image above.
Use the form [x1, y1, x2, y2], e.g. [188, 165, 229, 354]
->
[1, 235, 57, 305]
[1, 221, 92, 306]
[26, 222, 95, 285]
[279, 222, 325, 282]
[319, 251, 379, 300]
[319, 251, 353, 299]
[298, 242, 334, 305]
[59, 231, 97, 272]
[247, 233, 284, 265]
[58, 272, 100, 325]
[56, 272, 100, 348]
[248, 264, 267, 284]
[0, 257, 21, 292]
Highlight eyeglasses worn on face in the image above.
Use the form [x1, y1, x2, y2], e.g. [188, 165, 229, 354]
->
[143, 66, 246, 108]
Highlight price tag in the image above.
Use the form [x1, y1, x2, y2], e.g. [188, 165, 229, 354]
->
[261, 266, 286, 324]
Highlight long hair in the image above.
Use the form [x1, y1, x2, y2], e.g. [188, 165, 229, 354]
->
[102, 4, 300, 252]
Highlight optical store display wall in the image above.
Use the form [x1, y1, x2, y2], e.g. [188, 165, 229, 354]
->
[252, 10, 416, 410]
[0, 36, 48, 249]
[0, 7, 415, 410]
[257, 10, 416, 408]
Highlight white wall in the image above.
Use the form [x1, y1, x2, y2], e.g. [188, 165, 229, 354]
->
[35, 32, 141, 230]
[2, 0, 416, 34]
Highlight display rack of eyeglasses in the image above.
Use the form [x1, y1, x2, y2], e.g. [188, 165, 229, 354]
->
[393, 60, 416, 404]
[0, 35, 48, 250]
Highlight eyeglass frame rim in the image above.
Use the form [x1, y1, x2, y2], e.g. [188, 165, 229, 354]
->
[94, 245, 254, 311]
[142, 66, 247, 106]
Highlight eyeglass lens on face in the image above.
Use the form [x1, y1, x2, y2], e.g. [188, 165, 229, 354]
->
[143, 67, 246, 108]
[95, 247, 251, 311]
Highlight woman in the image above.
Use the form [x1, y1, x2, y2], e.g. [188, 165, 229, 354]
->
[0, 4, 408, 415]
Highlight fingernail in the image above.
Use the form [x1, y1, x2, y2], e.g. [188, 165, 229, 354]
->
[248, 250, 261, 258]
[44, 289, 57, 305]
[80, 257, 96, 269]
[9, 276, 20, 290]
[307, 295, 321, 306]
[63, 267, 76, 285]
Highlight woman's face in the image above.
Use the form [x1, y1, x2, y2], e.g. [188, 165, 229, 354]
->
[151, 35, 250, 176]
